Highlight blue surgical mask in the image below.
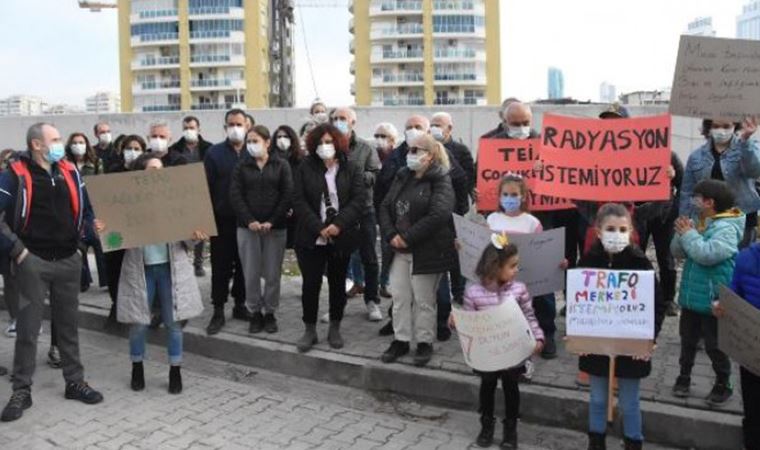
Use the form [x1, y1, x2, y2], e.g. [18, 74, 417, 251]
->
[334, 120, 350, 135]
[500, 196, 522, 213]
[45, 142, 65, 163]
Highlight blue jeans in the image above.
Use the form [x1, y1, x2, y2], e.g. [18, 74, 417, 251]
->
[348, 251, 364, 285]
[129, 263, 183, 365]
[532, 293, 556, 338]
[589, 375, 643, 441]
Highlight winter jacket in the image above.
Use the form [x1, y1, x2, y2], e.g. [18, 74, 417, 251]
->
[672, 209, 745, 314]
[74, 159, 103, 177]
[463, 281, 544, 342]
[347, 132, 380, 212]
[481, 123, 505, 139]
[730, 243, 760, 311]
[117, 241, 204, 325]
[379, 163, 457, 275]
[374, 142, 469, 215]
[292, 152, 365, 252]
[204, 139, 243, 219]
[168, 136, 212, 163]
[680, 136, 760, 217]
[576, 242, 666, 379]
[229, 153, 293, 229]
[444, 138, 475, 196]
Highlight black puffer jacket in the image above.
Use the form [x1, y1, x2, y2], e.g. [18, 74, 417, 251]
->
[292, 153, 365, 251]
[229, 153, 293, 230]
[444, 139, 475, 195]
[379, 163, 456, 275]
[577, 242, 666, 379]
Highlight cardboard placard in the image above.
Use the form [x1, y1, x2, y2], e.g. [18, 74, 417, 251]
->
[86, 164, 218, 252]
[565, 269, 655, 356]
[451, 300, 536, 372]
[718, 286, 760, 376]
[533, 114, 672, 202]
[670, 35, 760, 121]
[475, 138, 574, 212]
[452, 214, 565, 297]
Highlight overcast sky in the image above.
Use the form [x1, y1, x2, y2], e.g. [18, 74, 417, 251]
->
[0, 0, 752, 108]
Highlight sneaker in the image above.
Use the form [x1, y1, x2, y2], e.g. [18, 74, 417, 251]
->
[367, 302, 383, 322]
[347, 284, 364, 298]
[194, 266, 205, 277]
[672, 375, 691, 398]
[541, 336, 558, 360]
[378, 320, 394, 336]
[263, 313, 278, 333]
[206, 308, 225, 336]
[706, 380, 733, 406]
[47, 346, 62, 369]
[520, 360, 534, 383]
[4, 320, 16, 338]
[413, 343, 434, 367]
[379, 286, 392, 299]
[249, 312, 264, 334]
[232, 306, 250, 321]
[0, 389, 32, 422]
[320, 313, 330, 324]
[64, 382, 103, 405]
[381, 340, 410, 363]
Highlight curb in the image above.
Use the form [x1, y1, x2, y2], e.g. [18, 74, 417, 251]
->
[74, 304, 741, 449]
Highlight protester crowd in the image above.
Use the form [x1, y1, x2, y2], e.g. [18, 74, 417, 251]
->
[0, 99, 757, 450]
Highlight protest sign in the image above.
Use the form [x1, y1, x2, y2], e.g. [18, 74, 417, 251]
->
[452, 214, 565, 297]
[565, 268, 655, 356]
[670, 35, 760, 121]
[86, 164, 217, 252]
[718, 286, 760, 376]
[451, 300, 536, 372]
[476, 138, 574, 212]
[532, 114, 671, 202]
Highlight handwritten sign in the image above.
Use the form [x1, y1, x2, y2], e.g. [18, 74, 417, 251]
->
[86, 164, 218, 251]
[533, 114, 671, 202]
[476, 138, 574, 212]
[718, 286, 760, 376]
[451, 300, 536, 372]
[452, 214, 565, 297]
[670, 35, 760, 120]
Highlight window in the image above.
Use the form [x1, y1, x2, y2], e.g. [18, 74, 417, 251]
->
[189, 19, 244, 39]
[131, 22, 180, 41]
[432, 15, 484, 33]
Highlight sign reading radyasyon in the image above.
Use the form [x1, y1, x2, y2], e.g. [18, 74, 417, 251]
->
[670, 35, 760, 120]
[86, 164, 218, 252]
[718, 286, 760, 376]
[451, 300, 536, 372]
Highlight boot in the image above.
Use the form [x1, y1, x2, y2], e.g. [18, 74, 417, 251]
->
[587, 432, 606, 450]
[297, 324, 318, 353]
[327, 321, 344, 349]
[476, 415, 495, 447]
[623, 437, 642, 450]
[131, 362, 145, 391]
[168, 366, 182, 394]
[206, 307, 225, 335]
[500, 418, 517, 449]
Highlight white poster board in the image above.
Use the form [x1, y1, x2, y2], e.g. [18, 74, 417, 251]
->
[451, 300, 536, 372]
[718, 286, 760, 376]
[452, 214, 565, 297]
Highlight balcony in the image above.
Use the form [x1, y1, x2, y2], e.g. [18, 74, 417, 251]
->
[349, 17, 354, 33]
[371, 48, 424, 63]
[136, 80, 181, 92]
[432, 25, 486, 37]
[371, 1, 423, 15]
[141, 104, 181, 112]
[350, 60, 355, 75]
[132, 33, 180, 46]
[189, 54, 245, 67]
[373, 72, 424, 86]
[381, 97, 425, 106]
[189, 6, 244, 18]
[190, 78, 245, 90]
[132, 55, 180, 70]
[434, 97, 487, 106]
[191, 102, 235, 110]
[189, 30, 244, 42]
[432, 0, 479, 11]
[434, 48, 479, 59]
[371, 23, 424, 39]
[131, 9, 178, 22]
[433, 72, 486, 85]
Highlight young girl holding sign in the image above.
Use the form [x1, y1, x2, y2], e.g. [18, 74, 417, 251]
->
[460, 235, 544, 449]
[577, 203, 665, 450]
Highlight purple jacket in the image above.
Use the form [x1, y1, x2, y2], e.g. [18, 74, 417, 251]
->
[463, 281, 545, 342]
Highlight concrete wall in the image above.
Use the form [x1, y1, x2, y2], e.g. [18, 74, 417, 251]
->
[0, 105, 705, 163]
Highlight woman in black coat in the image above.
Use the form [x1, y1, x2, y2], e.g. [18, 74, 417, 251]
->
[273, 125, 304, 250]
[378, 134, 456, 367]
[292, 123, 365, 353]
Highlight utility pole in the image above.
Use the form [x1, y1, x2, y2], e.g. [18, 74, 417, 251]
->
[270, 0, 295, 107]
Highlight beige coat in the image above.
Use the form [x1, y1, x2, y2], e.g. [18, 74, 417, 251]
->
[117, 242, 204, 325]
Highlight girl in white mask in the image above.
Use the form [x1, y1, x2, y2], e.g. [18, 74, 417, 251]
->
[575, 202, 663, 450]
[65, 132, 102, 176]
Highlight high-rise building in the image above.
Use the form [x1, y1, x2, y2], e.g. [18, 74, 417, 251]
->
[738, 1, 760, 40]
[0, 95, 48, 117]
[599, 82, 617, 103]
[349, 0, 501, 107]
[86, 91, 122, 113]
[547, 67, 564, 100]
[46, 104, 87, 115]
[686, 16, 716, 37]
[619, 89, 671, 106]
[117, 0, 294, 113]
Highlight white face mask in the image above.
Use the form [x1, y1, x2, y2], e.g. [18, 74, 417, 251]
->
[405, 128, 424, 146]
[316, 143, 336, 160]
[246, 142, 266, 158]
[149, 137, 168, 154]
[71, 143, 87, 156]
[183, 129, 199, 143]
[313, 112, 329, 124]
[710, 128, 734, 145]
[601, 231, 630, 254]
[507, 126, 531, 140]
[375, 137, 388, 150]
[276, 137, 291, 151]
[123, 149, 142, 165]
[98, 132, 112, 145]
[227, 126, 246, 143]
[430, 126, 445, 142]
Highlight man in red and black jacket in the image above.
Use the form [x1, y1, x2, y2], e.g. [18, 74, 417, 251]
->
[0, 123, 103, 422]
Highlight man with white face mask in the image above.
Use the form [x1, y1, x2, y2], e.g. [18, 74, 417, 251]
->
[204, 109, 251, 335]
[431, 112, 475, 199]
[168, 115, 212, 166]
[93, 121, 117, 172]
[145, 121, 179, 167]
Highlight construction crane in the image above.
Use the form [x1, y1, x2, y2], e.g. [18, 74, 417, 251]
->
[78, 0, 117, 12]
[77, 1, 347, 10]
